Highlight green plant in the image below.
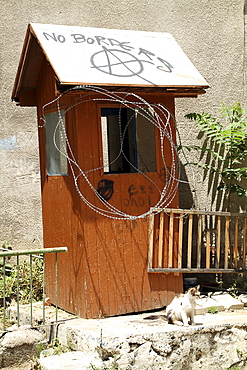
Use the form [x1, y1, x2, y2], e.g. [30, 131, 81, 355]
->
[35, 341, 47, 357]
[50, 338, 72, 355]
[90, 358, 122, 370]
[36, 338, 73, 358]
[184, 102, 247, 211]
[0, 257, 43, 303]
[208, 306, 218, 314]
[227, 348, 247, 369]
[242, 280, 247, 291]
[217, 279, 224, 290]
[228, 280, 239, 298]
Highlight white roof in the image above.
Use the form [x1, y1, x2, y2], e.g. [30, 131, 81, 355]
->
[30, 23, 208, 88]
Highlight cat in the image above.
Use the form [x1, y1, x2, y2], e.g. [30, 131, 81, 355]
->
[165, 285, 200, 326]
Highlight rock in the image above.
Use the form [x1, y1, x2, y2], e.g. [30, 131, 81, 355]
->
[38, 350, 104, 370]
[40, 348, 55, 358]
[0, 326, 43, 368]
[195, 296, 224, 314]
[196, 292, 244, 314]
[238, 294, 247, 306]
[210, 292, 244, 310]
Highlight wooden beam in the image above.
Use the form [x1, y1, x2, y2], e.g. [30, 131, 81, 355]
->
[148, 213, 155, 270]
[168, 212, 174, 268]
[197, 214, 202, 269]
[224, 216, 230, 269]
[148, 268, 236, 273]
[216, 216, 221, 269]
[243, 218, 247, 268]
[178, 214, 183, 268]
[158, 212, 164, 268]
[153, 207, 247, 218]
[206, 230, 211, 269]
[234, 217, 239, 268]
[187, 214, 193, 268]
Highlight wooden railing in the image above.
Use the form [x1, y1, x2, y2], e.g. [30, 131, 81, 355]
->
[148, 208, 247, 273]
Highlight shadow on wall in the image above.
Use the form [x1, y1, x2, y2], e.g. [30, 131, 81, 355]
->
[179, 158, 247, 213]
[178, 161, 194, 210]
[197, 140, 247, 213]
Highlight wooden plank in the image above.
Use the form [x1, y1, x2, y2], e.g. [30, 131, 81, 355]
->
[163, 209, 169, 268]
[243, 218, 247, 268]
[158, 212, 164, 268]
[168, 212, 174, 268]
[148, 268, 236, 273]
[187, 214, 193, 268]
[216, 216, 221, 269]
[224, 216, 230, 269]
[197, 214, 202, 268]
[206, 230, 210, 269]
[154, 207, 247, 218]
[178, 214, 183, 268]
[234, 217, 239, 268]
[148, 213, 155, 269]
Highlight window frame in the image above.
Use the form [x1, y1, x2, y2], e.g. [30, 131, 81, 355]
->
[44, 108, 68, 177]
[98, 103, 157, 175]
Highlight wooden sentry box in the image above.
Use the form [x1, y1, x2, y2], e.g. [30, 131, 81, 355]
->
[12, 23, 208, 318]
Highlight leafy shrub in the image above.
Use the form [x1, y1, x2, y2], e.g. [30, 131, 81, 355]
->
[184, 102, 247, 211]
[0, 257, 43, 304]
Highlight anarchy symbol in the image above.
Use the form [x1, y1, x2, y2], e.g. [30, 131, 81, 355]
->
[90, 46, 152, 79]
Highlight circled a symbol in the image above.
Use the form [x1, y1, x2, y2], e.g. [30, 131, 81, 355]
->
[90, 47, 144, 78]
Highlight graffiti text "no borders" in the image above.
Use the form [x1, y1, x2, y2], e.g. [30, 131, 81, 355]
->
[43, 32, 173, 73]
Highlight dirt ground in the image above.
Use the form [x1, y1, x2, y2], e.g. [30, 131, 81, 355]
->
[1, 360, 37, 370]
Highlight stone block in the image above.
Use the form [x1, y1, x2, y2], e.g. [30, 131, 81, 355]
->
[195, 296, 224, 314]
[39, 351, 104, 370]
[210, 292, 244, 310]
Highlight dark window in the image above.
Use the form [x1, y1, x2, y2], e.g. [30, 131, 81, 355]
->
[101, 107, 156, 173]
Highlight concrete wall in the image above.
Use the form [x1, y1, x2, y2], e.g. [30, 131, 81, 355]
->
[0, 0, 246, 249]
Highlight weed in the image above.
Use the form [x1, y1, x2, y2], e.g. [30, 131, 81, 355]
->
[35, 341, 47, 357]
[228, 280, 239, 298]
[50, 338, 71, 355]
[236, 348, 247, 360]
[36, 338, 73, 358]
[227, 348, 247, 369]
[208, 306, 218, 314]
[0, 257, 43, 303]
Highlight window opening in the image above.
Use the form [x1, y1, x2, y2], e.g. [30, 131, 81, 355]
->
[101, 107, 156, 174]
[45, 110, 68, 176]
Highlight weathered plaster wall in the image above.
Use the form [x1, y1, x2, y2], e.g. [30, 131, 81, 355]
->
[0, 0, 246, 249]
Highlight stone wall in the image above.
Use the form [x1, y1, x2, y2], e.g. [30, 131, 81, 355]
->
[56, 321, 247, 369]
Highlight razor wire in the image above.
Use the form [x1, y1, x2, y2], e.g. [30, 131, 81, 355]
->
[40, 85, 191, 220]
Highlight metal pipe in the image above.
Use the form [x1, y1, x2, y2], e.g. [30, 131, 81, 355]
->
[16, 255, 20, 327]
[3, 256, 6, 331]
[0, 247, 67, 258]
[55, 253, 58, 322]
[43, 255, 46, 326]
[30, 254, 33, 326]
